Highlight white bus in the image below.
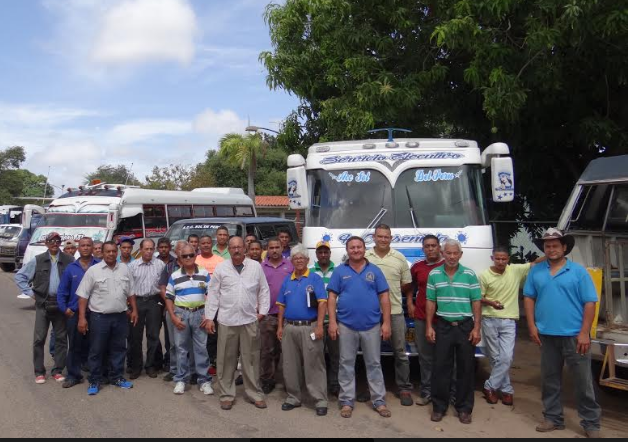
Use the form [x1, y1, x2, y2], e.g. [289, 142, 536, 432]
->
[22, 183, 255, 264]
[287, 137, 514, 273]
[286, 136, 514, 356]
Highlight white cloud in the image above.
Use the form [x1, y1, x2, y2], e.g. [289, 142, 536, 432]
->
[92, 0, 198, 66]
[193, 109, 247, 137]
[0, 102, 100, 128]
[108, 119, 192, 144]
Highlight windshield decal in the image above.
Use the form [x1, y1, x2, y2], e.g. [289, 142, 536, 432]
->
[414, 169, 463, 182]
[30, 227, 108, 244]
[337, 231, 469, 246]
[328, 171, 371, 183]
[182, 225, 224, 230]
[321, 152, 464, 165]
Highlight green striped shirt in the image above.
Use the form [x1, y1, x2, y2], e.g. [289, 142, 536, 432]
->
[310, 261, 336, 289]
[426, 264, 481, 322]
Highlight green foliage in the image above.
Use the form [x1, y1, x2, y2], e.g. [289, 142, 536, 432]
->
[262, 0, 628, 238]
[0, 146, 50, 204]
[144, 164, 195, 191]
[84, 165, 141, 186]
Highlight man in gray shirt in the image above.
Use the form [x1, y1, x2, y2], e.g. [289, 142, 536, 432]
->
[77, 241, 138, 396]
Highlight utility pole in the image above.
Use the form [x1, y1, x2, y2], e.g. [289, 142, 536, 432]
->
[42, 166, 51, 205]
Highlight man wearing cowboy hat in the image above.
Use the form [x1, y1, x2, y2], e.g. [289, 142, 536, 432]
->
[524, 228, 601, 438]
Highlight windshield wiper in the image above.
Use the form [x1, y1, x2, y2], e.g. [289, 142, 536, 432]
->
[405, 186, 419, 229]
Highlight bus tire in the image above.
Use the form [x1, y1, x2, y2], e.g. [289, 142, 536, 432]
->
[1, 263, 15, 272]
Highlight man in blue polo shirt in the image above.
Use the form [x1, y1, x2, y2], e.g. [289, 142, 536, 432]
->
[327, 236, 392, 419]
[524, 228, 601, 438]
[277, 244, 328, 417]
[57, 237, 100, 388]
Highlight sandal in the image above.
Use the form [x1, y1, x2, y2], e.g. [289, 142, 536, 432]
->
[375, 405, 392, 418]
[340, 406, 353, 418]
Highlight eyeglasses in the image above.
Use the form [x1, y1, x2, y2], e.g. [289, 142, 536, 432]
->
[181, 254, 196, 259]
[47, 240, 62, 245]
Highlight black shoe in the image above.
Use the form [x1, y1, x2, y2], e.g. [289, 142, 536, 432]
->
[235, 375, 244, 386]
[190, 374, 199, 385]
[129, 370, 141, 380]
[146, 368, 158, 378]
[356, 391, 371, 403]
[62, 379, 82, 389]
[282, 403, 301, 411]
[316, 407, 328, 417]
[163, 373, 174, 382]
[262, 383, 275, 395]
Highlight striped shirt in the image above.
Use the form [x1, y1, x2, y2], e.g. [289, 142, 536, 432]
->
[426, 264, 481, 322]
[129, 258, 166, 298]
[310, 261, 336, 289]
[166, 266, 210, 309]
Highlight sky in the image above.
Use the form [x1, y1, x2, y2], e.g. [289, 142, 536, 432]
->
[0, 0, 298, 194]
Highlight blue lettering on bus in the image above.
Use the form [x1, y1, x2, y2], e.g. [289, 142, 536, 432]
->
[320, 152, 464, 165]
[415, 169, 463, 182]
[337, 232, 460, 245]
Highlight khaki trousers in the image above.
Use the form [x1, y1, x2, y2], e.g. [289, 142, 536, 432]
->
[282, 323, 328, 408]
[216, 321, 264, 402]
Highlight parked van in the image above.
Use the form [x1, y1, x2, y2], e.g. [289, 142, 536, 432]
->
[0, 225, 23, 272]
[165, 217, 299, 249]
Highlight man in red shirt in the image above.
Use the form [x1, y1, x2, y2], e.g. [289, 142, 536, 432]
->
[408, 235, 444, 406]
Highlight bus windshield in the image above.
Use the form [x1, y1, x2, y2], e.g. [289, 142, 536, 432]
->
[307, 166, 487, 229]
[166, 222, 242, 244]
[40, 213, 108, 228]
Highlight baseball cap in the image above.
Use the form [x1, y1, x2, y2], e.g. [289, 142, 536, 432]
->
[46, 232, 62, 242]
[119, 236, 136, 246]
[63, 240, 77, 248]
[316, 241, 331, 250]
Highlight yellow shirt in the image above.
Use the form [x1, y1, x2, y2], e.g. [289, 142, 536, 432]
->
[195, 254, 224, 276]
[365, 248, 412, 315]
[479, 264, 531, 319]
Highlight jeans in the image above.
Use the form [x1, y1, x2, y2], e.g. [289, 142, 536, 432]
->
[391, 314, 413, 392]
[66, 313, 90, 382]
[540, 335, 601, 432]
[165, 314, 178, 375]
[338, 323, 386, 409]
[482, 317, 516, 394]
[49, 330, 56, 357]
[33, 305, 67, 377]
[432, 319, 476, 414]
[129, 296, 163, 372]
[88, 312, 128, 384]
[173, 307, 210, 385]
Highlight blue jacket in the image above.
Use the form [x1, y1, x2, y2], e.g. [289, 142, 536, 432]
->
[57, 258, 100, 313]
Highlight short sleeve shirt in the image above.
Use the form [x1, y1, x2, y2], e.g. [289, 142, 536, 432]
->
[327, 261, 390, 331]
[365, 248, 412, 315]
[480, 264, 531, 319]
[411, 260, 445, 320]
[76, 262, 134, 314]
[426, 264, 482, 322]
[196, 254, 224, 276]
[262, 258, 294, 315]
[277, 270, 328, 321]
[523, 260, 598, 336]
[166, 266, 210, 309]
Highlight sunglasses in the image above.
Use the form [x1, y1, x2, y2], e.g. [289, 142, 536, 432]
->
[47, 240, 62, 245]
[181, 253, 196, 259]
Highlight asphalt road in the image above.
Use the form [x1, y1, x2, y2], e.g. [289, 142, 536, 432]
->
[0, 269, 626, 438]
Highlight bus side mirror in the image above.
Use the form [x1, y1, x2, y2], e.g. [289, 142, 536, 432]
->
[287, 155, 310, 210]
[108, 204, 119, 230]
[491, 157, 515, 203]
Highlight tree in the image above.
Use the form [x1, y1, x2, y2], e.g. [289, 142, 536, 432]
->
[218, 133, 266, 200]
[84, 165, 140, 186]
[0, 146, 51, 204]
[144, 164, 195, 191]
[261, 0, 628, 240]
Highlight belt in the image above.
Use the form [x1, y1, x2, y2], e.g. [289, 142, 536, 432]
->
[443, 317, 473, 327]
[268, 313, 279, 318]
[286, 320, 315, 326]
[137, 294, 160, 300]
[176, 305, 205, 312]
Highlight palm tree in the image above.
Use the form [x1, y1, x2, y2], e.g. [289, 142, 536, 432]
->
[218, 133, 265, 200]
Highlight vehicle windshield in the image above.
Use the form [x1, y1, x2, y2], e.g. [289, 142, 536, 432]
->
[0, 226, 21, 239]
[41, 213, 108, 228]
[308, 166, 487, 229]
[29, 227, 109, 245]
[166, 222, 242, 245]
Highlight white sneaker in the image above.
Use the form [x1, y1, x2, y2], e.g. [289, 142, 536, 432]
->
[173, 382, 186, 395]
[200, 382, 214, 396]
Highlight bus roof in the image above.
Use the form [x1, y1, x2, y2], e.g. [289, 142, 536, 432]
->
[120, 188, 253, 206]
[578, 155, 628, 185]
[309, 138, 479, 154]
